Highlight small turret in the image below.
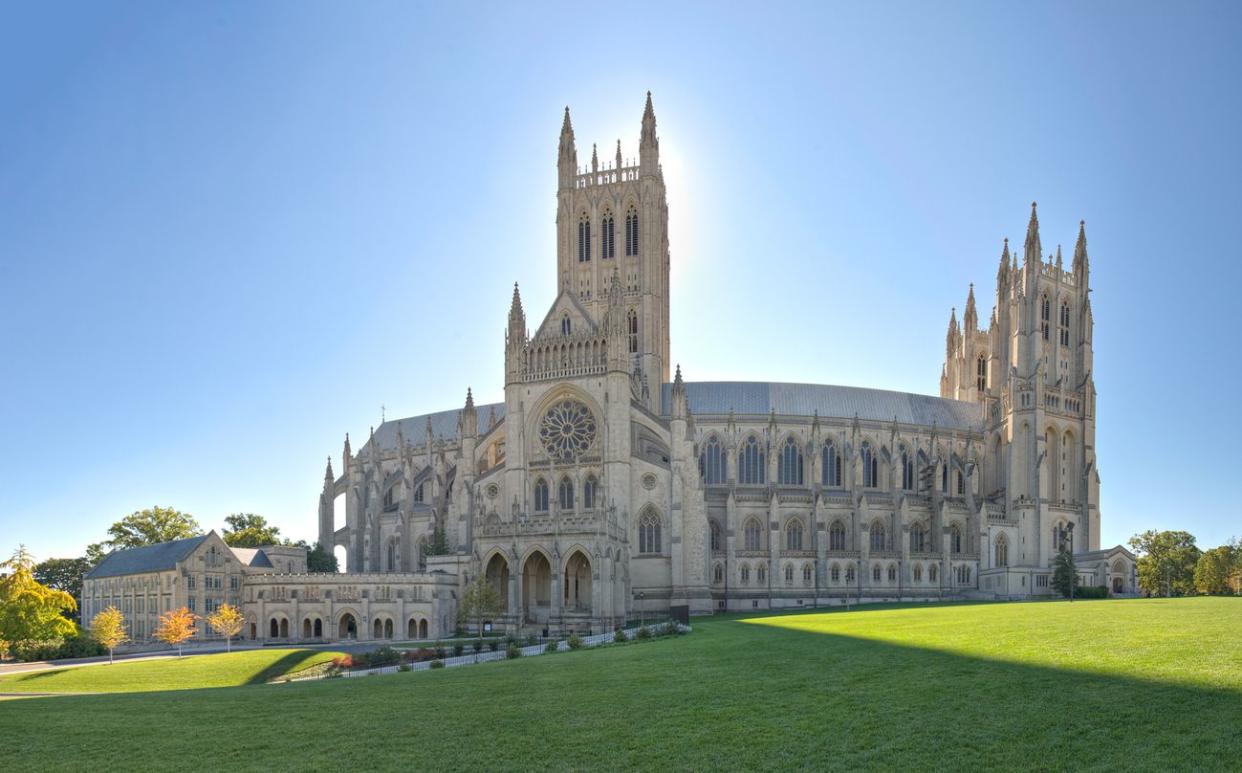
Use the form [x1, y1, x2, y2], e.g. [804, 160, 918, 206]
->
[558, 106, 577, 190]
[671, 364, 687, 420]
[591, 143, 598, 173]
[1023, 201, 1041, 268]
[996, 238, 1010, 296]
[342, 433, 351, 474]
[1055, 244, 1063, 273]
[615, 139, 623, 171]
[324, 456, 334, 484]
[1073, 219, 1089, 284]
[505, 282, 527, 385]
[639, 91, 659, 177]
[964, 284, 977, 332]
[460, 387, 477, 439]
[945, 307, 959, 360]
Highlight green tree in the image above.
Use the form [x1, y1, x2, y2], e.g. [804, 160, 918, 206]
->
[306, 542, 338, 573]
[85, 542, 108, 566]
[423, 527, 450, 557]
[1194, 545, 1238, 595]
[222, 513, 282, 548]
[458, 574, 502, 642]
[1128, 530, 1201, 597]
[0, 546, 77, 657]
[1051, 547, 1077, 598]
[33, 557, 92, 617]
[105, 507, 203, 551]
[90, 606, 128, 664]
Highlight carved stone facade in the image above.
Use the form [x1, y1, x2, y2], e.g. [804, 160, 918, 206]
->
[312, 94, 1137, 637]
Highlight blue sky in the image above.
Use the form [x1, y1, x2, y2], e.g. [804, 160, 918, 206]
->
[2, 2, 1239, 561]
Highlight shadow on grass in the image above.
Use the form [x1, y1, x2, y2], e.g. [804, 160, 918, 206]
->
[1, 614, 1239, 770]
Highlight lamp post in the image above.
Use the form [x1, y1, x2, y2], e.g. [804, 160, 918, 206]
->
[1067, 522, 1075, 603]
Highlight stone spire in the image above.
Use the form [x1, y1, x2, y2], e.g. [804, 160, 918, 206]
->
[639, 91, 659, 176]
[615, 139, 623, 170]
[964, 284, 977, 332]
[1023, 201, 1041, 267]
[505, 282, 527, 385]
[460, 387, 477, 439]
[996, 238, 1010, 293]
[1055, 244, 1063, 272]
[558, 106, 577, 189]
[342, 433, 351, 474]
[671, 364, 687, 419]
[591, 142, 598, 173]
[1073, 219, 1089, 281]
[946, 307, 959, 360]
[324, 456, 334, 483]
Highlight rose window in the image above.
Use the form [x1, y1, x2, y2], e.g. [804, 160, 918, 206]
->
[538, 399, 596, 460]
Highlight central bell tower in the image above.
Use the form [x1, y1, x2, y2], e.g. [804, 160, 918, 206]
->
[555, 93, 671, 400]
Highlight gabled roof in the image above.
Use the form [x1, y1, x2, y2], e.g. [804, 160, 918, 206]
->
[660, 381, 984, 431]
[227, 547, 274, 568]
[532, 288, 598, 340]
[85, 535, 209, 580]
[362, 403, 507, 455]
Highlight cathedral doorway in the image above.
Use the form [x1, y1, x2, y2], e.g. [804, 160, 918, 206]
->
[269, 619, 278, 638]
[279, 618, 289, 638]
[339, 613, 357, 640]
[302, 619, 311, 639]
[314, 619, 322, 638]
[485, 553, 511, 612]
[419, 619, 428, 638]
[564, 551, 592, 613]
[522, 550, 552, 622]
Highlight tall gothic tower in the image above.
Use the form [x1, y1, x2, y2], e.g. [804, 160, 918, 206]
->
[555, 93, 671, 399]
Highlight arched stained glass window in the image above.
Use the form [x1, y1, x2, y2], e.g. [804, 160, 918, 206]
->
[744, 519, 762, 551]
[950, 524, 963, 554]
[822, 442, 842, 486]
[870, 523, 886, 552]
[786, 520, 804, 551]
[583, 475, 597, 509]
[862, 443, 878, 488]
[558, 476, 574, 510]
[578, 214, 591, 263]
[778, 437, 804, 486]
[534, 478, 549, 512]
[738, 436, 765, 485]
[829, 521, 846, 551]
[625, 206, 639, 256]
[602, 212, 615, 259]
[639, 510, 661, 554]
[700, 436, 725, 484]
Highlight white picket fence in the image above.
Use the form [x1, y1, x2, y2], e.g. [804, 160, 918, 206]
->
[287, 624, 689, 682]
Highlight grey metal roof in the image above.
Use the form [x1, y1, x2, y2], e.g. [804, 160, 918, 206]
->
[361, 402, 506, 454]
[85, 535, 208, 580]
[660, 381, 983, 431]
[227, 547, 274, 568]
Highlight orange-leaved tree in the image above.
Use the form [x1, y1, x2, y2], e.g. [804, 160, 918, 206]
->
[206, 603, 244, 652]
[90, 606, 128, 664]
[154, 607, 197, 657]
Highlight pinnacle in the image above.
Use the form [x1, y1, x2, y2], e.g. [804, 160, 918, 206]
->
[561, 106, 572, 133]
[465, 387, 474, 409]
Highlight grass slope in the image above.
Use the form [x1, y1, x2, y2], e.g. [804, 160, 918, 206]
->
[0, 648, 343, 695]
[1, 598, 1239, 772]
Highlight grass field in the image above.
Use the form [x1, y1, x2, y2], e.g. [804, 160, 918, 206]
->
[1, 598, 1239, 771]
[0, 648, 343, 695]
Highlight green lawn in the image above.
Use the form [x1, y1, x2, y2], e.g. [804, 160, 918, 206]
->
[0, 647, 343, 695]
[1, 598, 1239, 771]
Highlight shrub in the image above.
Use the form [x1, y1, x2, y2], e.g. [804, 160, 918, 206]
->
[429, 659, 445, 669]
[1073, 585, 1110, 599]
[613, 629, 628, 643]
[369, 647, 401, 667]
[567, 634, 584, 650]
[663, 621, 681, 637]
[435, 647, 447, 659]
[9, 634, 106, 662]
[637, 626, 652, 640]
[330, 655, 354, 671]
[544, 640, 560, 654]
[506, 643, 522, 659]
[403, 647, 436, 663]
[452, 643, 464, 657]
[525, 634, 538, 646]
[397, 663, 411, 672]
[488, 640, 500, 652]
[472, 640, 483, 653]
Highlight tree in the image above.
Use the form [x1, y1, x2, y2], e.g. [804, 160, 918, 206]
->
[1129, 530, 1201, 597]
[105, 507, 203, 551]
[90, 606, 128, 664]
[206, 603, 244, 652]
[1051, 547, 1077, 598]
[424, 527, 450, 557]
[221, 513, 282, 548]
[306, 542, 338, 573]
[0, 547, 77, 657]
[33, 557, 92, 617]
[458, 574, 502, 642]
[154, 607, 197, 657]
[85, 542, 108, 566]
[1195, 545, 1238, 595]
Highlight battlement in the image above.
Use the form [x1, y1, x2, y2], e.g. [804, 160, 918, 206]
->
[574, 160, 642, 189]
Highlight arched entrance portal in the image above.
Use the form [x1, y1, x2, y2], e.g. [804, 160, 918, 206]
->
[339, 613, 357, 640]
[279, 618, 289, 638]
[564, 551, 592, 613]
[485, 553, 511, 612]
[523, 551, 552, 623]
[419, 619, 428, 638]
[313, 619, 322, 638]
[302, 619, 311, 639]
[269, 619, 279, 638]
